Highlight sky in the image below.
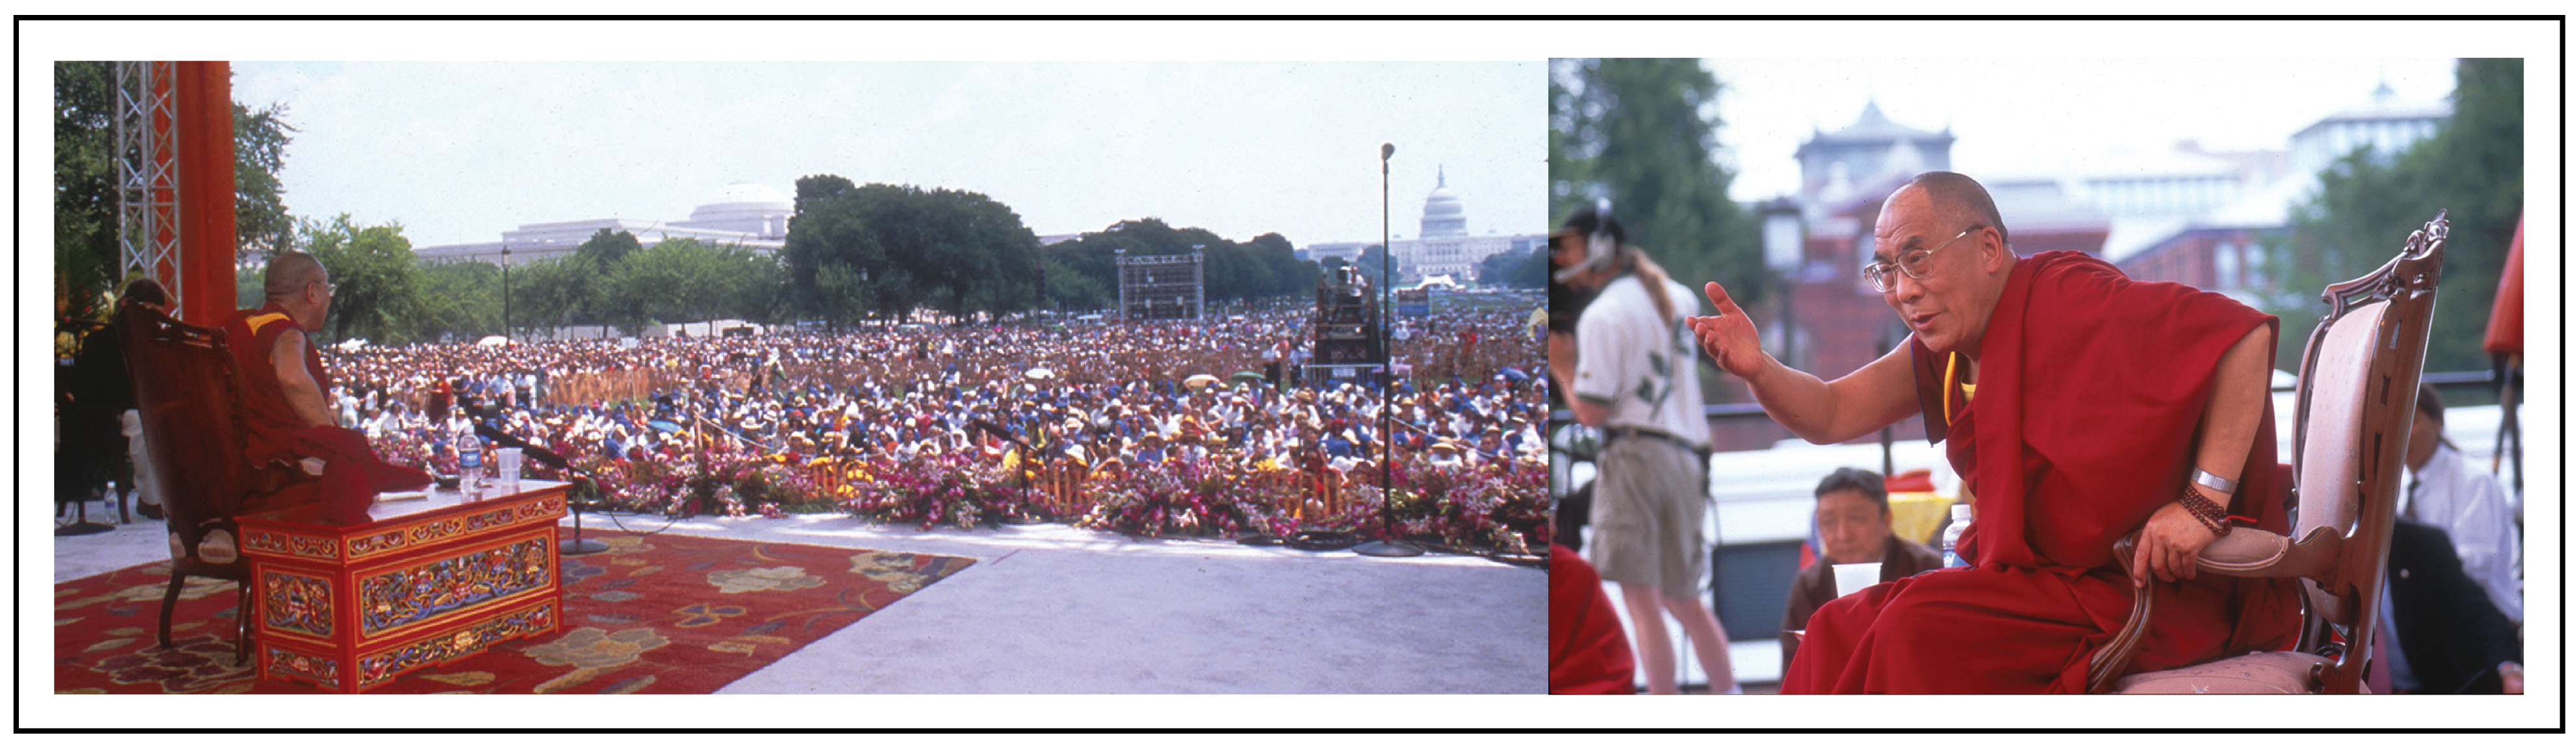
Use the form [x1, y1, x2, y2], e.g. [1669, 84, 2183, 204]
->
[1697, 57, 2462, 202]
[229, 61, 1542, 249]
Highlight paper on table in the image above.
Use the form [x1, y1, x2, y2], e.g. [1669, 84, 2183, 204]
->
[1831, 562, 1883, 598]
[377, 490, 431, 501]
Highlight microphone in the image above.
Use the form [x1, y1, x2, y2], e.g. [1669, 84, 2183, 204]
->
[474, 420, 577, 473]
[966, 417, 1026, 448]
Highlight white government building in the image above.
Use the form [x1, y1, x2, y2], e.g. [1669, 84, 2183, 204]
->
[417, 176, 1544, 286]
[413, 183, 794, 265]
[1304, 167, 1544, 285]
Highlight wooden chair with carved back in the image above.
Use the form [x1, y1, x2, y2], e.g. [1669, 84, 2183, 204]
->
[2086, 212, 2446, 694]
[116, 300, 288, 663]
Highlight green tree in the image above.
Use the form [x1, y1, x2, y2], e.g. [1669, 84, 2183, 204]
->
[413, 259, 499, 341]
[782, 174, 879, 328]
[299, 214, 421, 344]
[714, 243, 784, 324]
[53, 62, 298, 324]
[1246, 232, 1319, 297]
[53, 61, 118, 325]
[1041, 252, 1112, 312]
[812, 262, 871, 328]
[234, 102, 297, 257]
[566, 228, 644, 331]
[575, 227, 642, 269]
[504, 256, 584, 338]
[2282, 58, 2521, 376]
[1355, 244, 1391, 288]
[1477, 245, 1546, 288]
[783, 178, 1043, 324]
[603, 238, 715, 333]
[1550, 57, 1762, 311]
[918, 187, 1043, 322]
[1042, 218, 1324, 311]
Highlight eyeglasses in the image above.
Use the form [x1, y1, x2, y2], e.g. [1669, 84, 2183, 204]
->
[310, 280, 336, 296]
[1861, 225, 1982, 293]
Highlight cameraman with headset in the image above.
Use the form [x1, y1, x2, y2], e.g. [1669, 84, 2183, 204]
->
[1547, 204, 1738, 695]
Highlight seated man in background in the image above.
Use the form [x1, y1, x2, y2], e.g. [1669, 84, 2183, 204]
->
[226, 252, 428, 525]
[2399, 383, 2520, 624]
[1777, 467, 1944, 677]
[2381, 520, 2524, 694]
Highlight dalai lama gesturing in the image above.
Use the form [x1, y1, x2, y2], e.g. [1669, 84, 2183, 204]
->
[1686, 173, 2300, 693]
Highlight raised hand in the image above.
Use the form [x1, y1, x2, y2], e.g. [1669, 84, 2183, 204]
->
[1686, 281, 1767, 381]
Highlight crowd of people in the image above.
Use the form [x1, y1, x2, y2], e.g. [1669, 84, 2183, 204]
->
[313, 296, 1551, 552]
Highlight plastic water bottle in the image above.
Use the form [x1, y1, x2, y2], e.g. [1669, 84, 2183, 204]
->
[1941, 503, 1973, 568]
[459, 438, 485, 496]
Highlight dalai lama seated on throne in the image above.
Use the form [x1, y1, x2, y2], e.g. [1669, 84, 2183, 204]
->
[1688, 173, 2297, 693]
[222, 252, 431, 530]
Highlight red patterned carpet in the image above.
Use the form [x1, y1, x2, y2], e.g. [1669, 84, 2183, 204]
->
[53, 532, 974, 694]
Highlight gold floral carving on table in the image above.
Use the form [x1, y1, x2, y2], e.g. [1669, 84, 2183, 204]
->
[357, 602, 555, 688]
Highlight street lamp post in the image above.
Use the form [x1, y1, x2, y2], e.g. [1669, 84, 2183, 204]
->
[1760, 198, 1802, 369]
[1356, 141, 1422, 558]
[501, 245, 512, 342]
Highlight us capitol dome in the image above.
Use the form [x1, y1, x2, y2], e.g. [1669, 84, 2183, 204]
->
[1299, 165, 1545, 286]
[1418, 167, 1468, 240]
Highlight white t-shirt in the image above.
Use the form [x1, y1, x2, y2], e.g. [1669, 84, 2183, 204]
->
[1572, 273, 1710, 449]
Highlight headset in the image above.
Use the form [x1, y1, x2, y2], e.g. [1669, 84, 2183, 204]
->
[1550, 198, 1623, 283]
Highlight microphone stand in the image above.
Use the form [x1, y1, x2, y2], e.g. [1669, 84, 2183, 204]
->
[969, 418, 1048, 524]
[1356, 141, 1421, 558]
[476, 421, 608, 555]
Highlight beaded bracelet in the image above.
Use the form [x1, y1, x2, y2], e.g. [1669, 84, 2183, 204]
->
[2179, 482, 2232, 536]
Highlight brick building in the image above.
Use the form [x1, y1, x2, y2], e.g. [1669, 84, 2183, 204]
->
[1710, 103, 2110, 452]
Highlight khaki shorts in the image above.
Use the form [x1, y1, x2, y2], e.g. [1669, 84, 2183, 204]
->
[1585, 436, 1709, 596]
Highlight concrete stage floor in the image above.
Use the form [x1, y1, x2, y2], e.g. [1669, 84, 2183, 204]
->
[48, 503, 1546, 695]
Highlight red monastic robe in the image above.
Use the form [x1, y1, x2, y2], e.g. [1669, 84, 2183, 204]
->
[1549, 544, 1636, 694]
[1783, 251, 2301, 693]
[226, 304, 428, 524]
[228, 303, 335, 467]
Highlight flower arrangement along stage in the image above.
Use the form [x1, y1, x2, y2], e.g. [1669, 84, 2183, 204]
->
[843, 451, 1035, 530]
[423, 439, 1546, 559]
[1076, 458, 1300, 540]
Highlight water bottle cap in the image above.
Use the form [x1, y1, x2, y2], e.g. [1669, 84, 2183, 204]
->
[1951, 503, 1973, 521]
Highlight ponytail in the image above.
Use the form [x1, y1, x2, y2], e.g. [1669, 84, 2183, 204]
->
[1622, 247, 1679, 326]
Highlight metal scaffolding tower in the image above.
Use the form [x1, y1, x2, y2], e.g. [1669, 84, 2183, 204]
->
[113, 61, 184, 311]
[1114, 247, 1205, 322]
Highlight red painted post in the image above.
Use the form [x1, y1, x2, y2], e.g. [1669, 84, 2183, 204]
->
[173, 61, 237, 326]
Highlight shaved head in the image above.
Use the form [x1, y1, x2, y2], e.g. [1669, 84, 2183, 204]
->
[1874, 172, 2018, 359]
[264, 252, 329, 299]
[1897, 171, 2010, 247]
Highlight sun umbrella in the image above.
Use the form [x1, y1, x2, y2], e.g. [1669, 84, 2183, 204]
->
[647, 419, 683, 434]
[1026, 367, 1056, 381]
[476, 335, 512, 347]
[2483, 216, 2523, 357]
[1230, 370, 1265, 382]
[1498, 367, 1528, 381]
[1183, 374, 1220, 389]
